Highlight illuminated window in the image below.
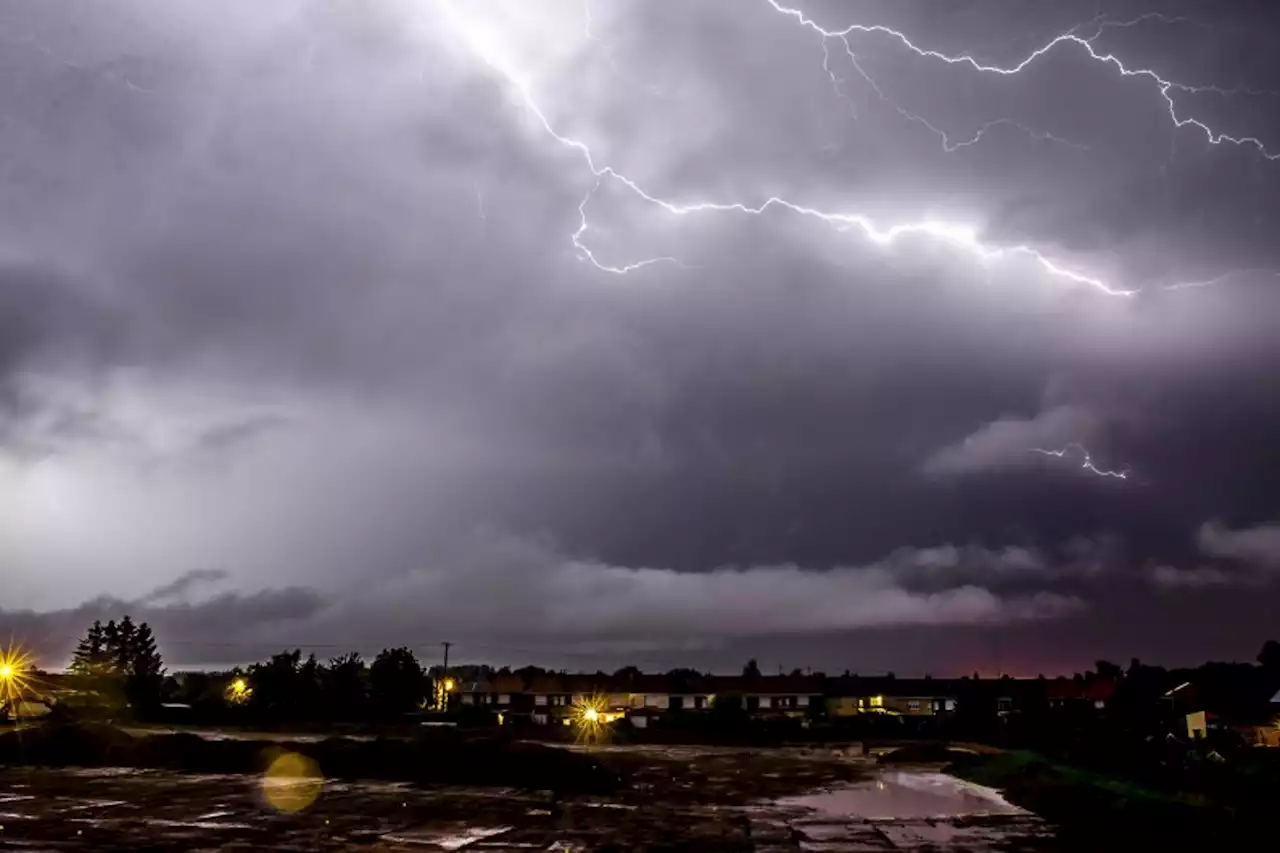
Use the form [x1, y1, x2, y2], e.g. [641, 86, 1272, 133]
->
[907, 699, 920, 712]
[869, 696, 883, 708]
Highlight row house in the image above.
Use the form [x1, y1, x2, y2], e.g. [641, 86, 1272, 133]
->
[826, 677, 959, 717]
[452, 672, 823, 726]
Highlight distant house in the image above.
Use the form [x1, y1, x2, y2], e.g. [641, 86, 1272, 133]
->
[457, 672, 527, 712]
[1047, 677, 1116, 711]
[524, 675, 575, 725]
[1165, 678, 1279, 746]
[827, 677, 958, 717]
[728, 675, 821, 717]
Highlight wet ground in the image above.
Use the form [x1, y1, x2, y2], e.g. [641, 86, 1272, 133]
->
[0, 745, 1054, 850]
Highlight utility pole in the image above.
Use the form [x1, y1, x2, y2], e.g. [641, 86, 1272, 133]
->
[439, 641, 453, 711]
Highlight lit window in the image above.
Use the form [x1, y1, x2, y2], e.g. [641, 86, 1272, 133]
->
[869, 696, 883, 708]
[907, 699, 920, 712]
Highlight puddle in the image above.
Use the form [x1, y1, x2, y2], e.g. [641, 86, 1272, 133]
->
[778, 771, 1025, 821]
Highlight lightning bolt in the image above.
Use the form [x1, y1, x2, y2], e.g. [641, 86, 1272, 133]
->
[436, 1, 1269, 296]
[766, 1, 1280, 161]
[1159, 268, 1280, 291]
[814, 17, 1090, 153]
[437, 1, 1140, 293]
[1031, 443, 1129, 480]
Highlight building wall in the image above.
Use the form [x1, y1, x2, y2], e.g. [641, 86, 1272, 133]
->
[1186, 710, 1208, 739]
[827, 695, 953, 716]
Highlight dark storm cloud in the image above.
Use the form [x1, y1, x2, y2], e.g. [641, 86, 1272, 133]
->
[3, 529, 1083, 668]
[138, 569, 231, 605]
[1198, 519, 1280, 569]
[3, 0, 1280, 672]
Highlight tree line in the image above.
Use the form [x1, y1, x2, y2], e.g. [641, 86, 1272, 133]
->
[56, 617, 1280, 727]
[63, 617, 437, 722]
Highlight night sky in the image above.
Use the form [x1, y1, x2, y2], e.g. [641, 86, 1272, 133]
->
[3, 0, 1280, 674]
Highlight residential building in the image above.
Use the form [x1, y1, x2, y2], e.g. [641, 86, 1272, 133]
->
[826, 676, 958, 717]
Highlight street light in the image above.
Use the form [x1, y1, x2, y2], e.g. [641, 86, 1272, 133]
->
[0, 645, 34, 709]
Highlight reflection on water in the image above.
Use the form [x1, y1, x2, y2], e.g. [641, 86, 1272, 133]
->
[778, 770, 1026, 820]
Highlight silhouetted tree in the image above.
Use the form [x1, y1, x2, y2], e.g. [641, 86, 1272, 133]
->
[1258, 640, 1280, 672]
[297, 653, 323, 714]
[742, 659, 762, 678]
[1095, 660, 1124, 682]
[248, 649, 304, 718]
[70, 621, 110, 676]
[708, 692, 748, 734]
[370, 647, 425, 717]
[125, 622, 165, 710]
[321, 653, 368, 720]
[114, 616, 138, 672]
[613, 665, 643, 683]
[68, 616, 164, 713]
[515, 665, 549, 682]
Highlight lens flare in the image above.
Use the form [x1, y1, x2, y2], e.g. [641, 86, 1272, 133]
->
[261, 750, 323, 813]
[570, 694, 619, 744]
[225, 677, 252, 705]
[0, 645, 37, 715]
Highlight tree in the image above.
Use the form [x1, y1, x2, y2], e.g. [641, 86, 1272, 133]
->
[1094, 660, 1124, 682]
[70, 621, 109, 676]
[709, 693, 747, 731]
[321, 653, 368, 720]
[68, 616, 165, 714]
[666, 668, 701, 694]
[370, 647, 425, 717]
[248, 649, 303, 718]
[613, 665, 643, 683]
[1258, 640, 1280, 672]
[114, 616, 138, 673]
[124, 621, 165, 710]
[742, 659, 762, 679]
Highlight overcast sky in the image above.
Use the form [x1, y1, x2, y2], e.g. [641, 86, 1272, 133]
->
[4, 0, 1280, 674]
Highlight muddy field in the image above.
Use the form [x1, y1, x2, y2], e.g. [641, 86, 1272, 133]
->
[0, 745, 1053, 851]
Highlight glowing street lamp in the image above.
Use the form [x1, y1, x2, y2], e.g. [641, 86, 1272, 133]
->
[225, 676, 252, 705]
[571, 695, 613, 744]
[0, 645, 35, 710]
